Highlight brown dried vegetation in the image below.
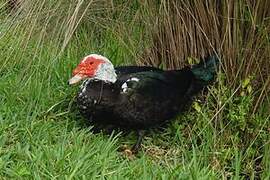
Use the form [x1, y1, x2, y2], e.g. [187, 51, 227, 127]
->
[138, 0, 270, 113]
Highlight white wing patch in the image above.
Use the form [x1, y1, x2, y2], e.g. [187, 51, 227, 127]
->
[121, 77, 140, 93]
[121, 82, 128, 93]
[129, 77, 140, 82]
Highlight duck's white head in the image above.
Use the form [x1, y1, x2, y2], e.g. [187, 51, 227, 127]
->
[68, 54, 117, 85]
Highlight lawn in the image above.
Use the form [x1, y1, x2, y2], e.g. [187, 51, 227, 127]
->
[0, 0, 269, 179]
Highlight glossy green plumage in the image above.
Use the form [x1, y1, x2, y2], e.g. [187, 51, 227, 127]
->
[191, 56, 219, 82]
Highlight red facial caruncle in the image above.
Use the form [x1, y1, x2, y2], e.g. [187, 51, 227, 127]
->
[68, 55, 105, 85]
[73, 56, 105, 76]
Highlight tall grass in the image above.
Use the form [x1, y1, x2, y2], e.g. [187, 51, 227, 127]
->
[138, 0, 270, 114]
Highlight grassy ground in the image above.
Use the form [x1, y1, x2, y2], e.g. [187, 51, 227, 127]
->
[0, 0, 269, 179]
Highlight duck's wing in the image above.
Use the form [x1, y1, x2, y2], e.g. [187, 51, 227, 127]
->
[113, 70, 192, 128]
[116, 70, 193, 98]
[116, 71, 173, 101]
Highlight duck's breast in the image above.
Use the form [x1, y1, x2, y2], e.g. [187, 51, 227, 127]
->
[76, 80, 118, 119]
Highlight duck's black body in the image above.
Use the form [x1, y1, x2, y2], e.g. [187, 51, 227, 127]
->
[76, 56, 218, 131]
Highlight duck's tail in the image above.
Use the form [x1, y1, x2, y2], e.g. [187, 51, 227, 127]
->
[191, 55, 219, 83]
[186, 55, 220, 97]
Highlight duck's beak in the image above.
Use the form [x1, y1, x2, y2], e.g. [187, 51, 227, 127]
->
[68, 74, 85, 85]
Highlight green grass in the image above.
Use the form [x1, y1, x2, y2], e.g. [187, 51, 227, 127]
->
[0, 1, 270, 179]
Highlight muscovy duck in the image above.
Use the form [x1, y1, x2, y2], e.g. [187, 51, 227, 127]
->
[69, 54, 219, 152]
